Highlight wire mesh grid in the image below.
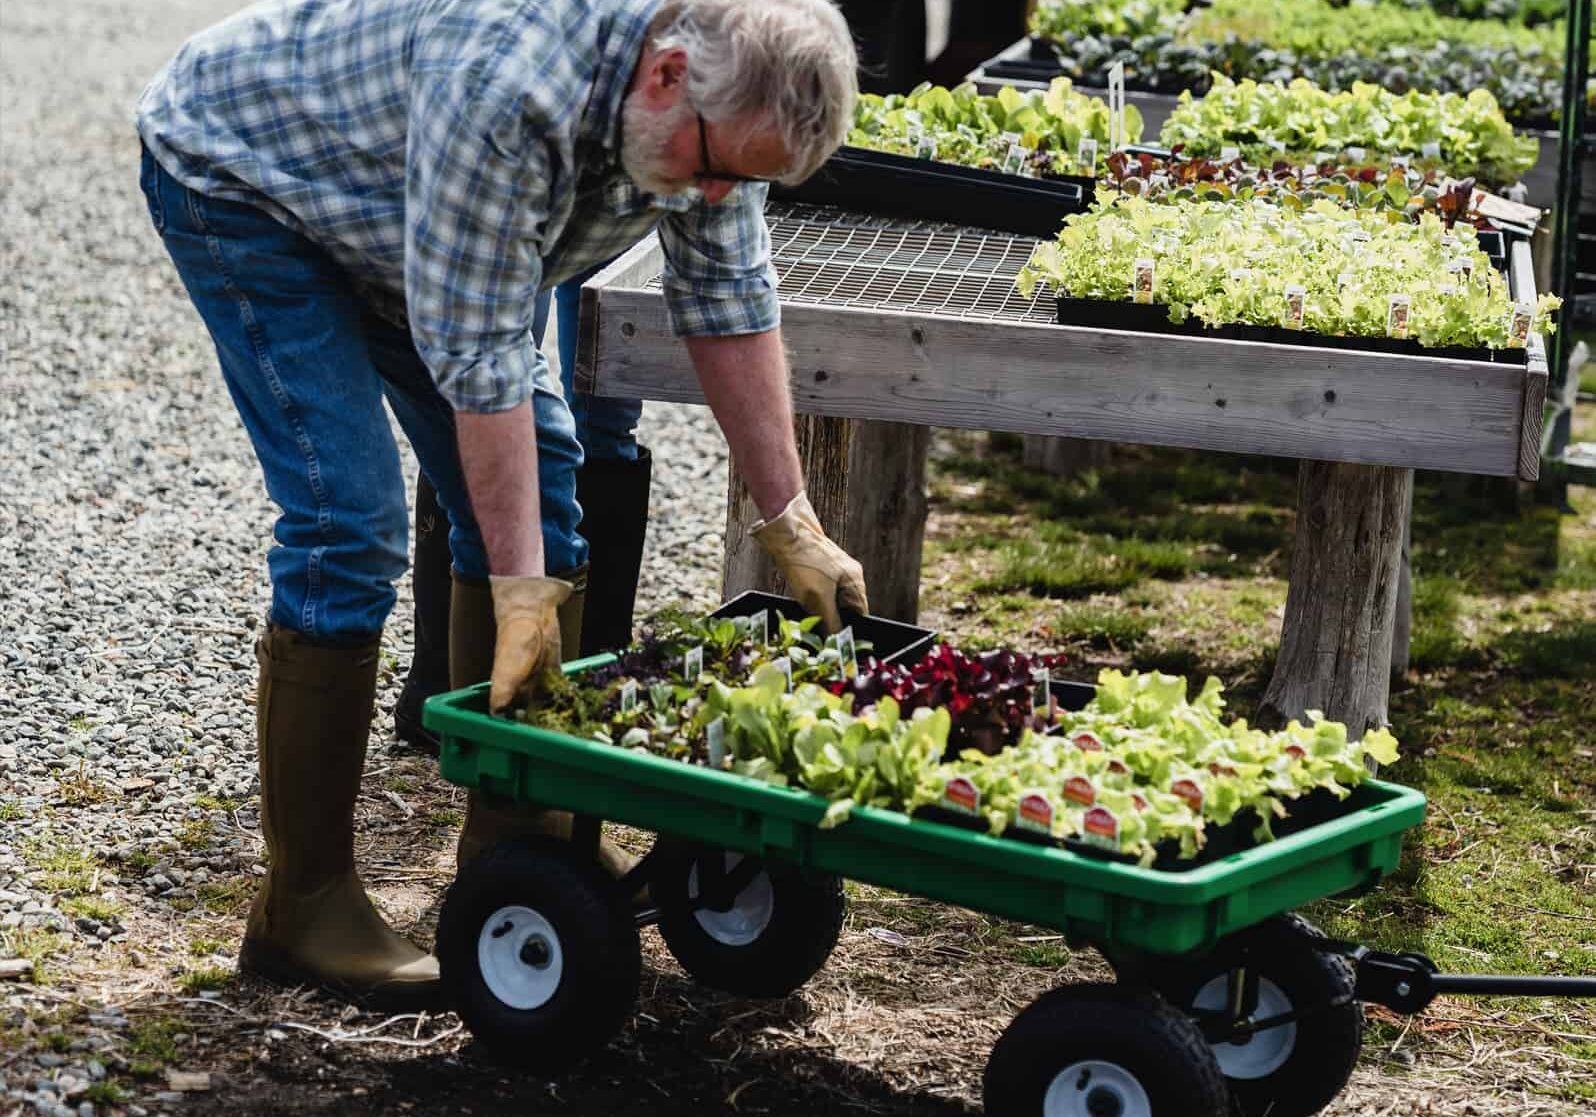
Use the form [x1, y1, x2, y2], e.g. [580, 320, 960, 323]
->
[644, 202, 1056, 322]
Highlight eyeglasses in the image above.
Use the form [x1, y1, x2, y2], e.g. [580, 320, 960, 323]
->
[696, 112, 778, 186]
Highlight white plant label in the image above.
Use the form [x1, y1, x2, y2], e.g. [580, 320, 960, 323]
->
[1421, 141, 1441, 159]
[1015, 791, 1055, 835]
[1031, 668, 1051, 715]
[1284, 285, 1306, 329]
[914, 132, 938, 160]
[942, 775, 980, 816]
[1220, 145, 1241, 163]
[1003, 142, 1029, 176]
[748, 609, 770, 647]
[620, 679, 639, 714]
[1133, 258, 1155, 304]
[1344, 146, 1366, 161]
[706, 716, 727, 769]
[1077, 136, 1098, 177]
[1082, 806, 1121, 851]
[1387, 294, 1411, 339]
[1507, 302, 1533, 347]
[833, 626, 857, 678]
[1107, 61, 1126, 151]
[771, 656, 793, 692]
[683, 645, 703, 682]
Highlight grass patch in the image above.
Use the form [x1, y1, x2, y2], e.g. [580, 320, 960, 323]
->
[189, 937, 227, 957]
[83, 1082, 129, 1106]
[1050, 599, 1153, 650]
[23, 839, 101, 896]
[125, 1016, 182, 1078]
[0, 927, 66, 984]
[975, 531, 1203, 598]
[61, 896, 123, 923]
[175, 818, 214, 850]
[423, 809, 464, 829]
[0, 799, 21, 822]
[193, 794, 241, 813]
[178, 966, 232, 994]
[195, 876, 255, 917]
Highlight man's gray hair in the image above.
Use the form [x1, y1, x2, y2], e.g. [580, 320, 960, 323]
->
[649, 0, 858, 185]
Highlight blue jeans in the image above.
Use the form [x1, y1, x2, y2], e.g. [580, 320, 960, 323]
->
[140, 146, 586, 641]
[545, 269, 643, 464]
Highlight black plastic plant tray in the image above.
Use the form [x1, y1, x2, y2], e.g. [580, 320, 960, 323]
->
[710, 590, 937, 666]
[772, 145, 1090, 240]
[1055, 295, 1527, 365]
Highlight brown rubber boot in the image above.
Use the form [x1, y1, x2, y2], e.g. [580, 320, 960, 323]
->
[449, 572, 638, 882]
[239, 626, 443, 1011]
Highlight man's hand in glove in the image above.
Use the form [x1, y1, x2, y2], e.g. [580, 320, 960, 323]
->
[751, 492, 869, 633]
[488, 574, 573, 714]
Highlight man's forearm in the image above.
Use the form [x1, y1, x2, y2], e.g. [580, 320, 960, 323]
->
[455, 404, 544, 577]
[686, 328, 803, 519]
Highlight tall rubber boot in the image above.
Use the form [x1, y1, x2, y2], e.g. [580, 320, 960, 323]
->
[448, 573, 637, 885]
[239, 626, 442, 1011]
[574, 446, 653, 656]
[393, 475, 450, 755]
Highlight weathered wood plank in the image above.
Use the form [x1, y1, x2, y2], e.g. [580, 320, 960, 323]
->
[574, 236, 665, 396]
[586, 291, 1530, 477]
[1511, 237, 1551, 481]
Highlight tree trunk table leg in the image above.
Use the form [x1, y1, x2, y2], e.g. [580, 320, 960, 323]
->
[1390, 483, 1415, 681]
[1021, 435, 1112, 476]
[1261, 462, 1414, 738]
[722, 417, 929, 622]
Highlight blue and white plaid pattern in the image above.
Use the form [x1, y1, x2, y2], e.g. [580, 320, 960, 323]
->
[136, 0, 778, 411]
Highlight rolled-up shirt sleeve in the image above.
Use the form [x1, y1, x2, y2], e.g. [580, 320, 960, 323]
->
[404, 62, 552, 413]
[657, 182, 781, 337]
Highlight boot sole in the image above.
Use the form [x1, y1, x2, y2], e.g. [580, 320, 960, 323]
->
[392, 707, 442, 757]
[239, 937, 447, 1014]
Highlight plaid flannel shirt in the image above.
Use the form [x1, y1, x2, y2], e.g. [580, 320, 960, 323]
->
[136, 0, 779, 411]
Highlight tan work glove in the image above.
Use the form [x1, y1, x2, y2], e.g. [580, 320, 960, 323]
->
[488, 574, 574, 714]
[750, 491, 869, 633]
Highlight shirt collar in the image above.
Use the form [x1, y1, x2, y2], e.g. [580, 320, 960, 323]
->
[581, 0, 664, 161]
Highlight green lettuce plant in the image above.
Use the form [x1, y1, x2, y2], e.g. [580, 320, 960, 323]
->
[1017, 193, 1559, 351]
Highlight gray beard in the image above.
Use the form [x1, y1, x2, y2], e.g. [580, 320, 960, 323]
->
[620, 94, 695, 196]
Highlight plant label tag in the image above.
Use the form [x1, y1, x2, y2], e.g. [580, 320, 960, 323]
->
[1131, 791, 1149, 811]
[1132, 258, 1155, 304]
[1421, 141, 1441, 159]
[1313, 150, 1334, 166]
[1284, 743, 1307, 761]
[1003, 142, 1030, 177]
[1390, 153, 1410, 170]
[683, 645, 704, 682]
[956, 123, 980, 144]
[1016, 791, 1055, 835]
[1386, 294, 1411, 339]
[1441, 236, 1459, 251]
[1344, 146, 1366, 162]
[1082, 805, 1120, 850]
[942, 775, 980, 816]
[1220, 145, 1241, 163]
[1449, 257, 1473, 283]
[1229, 267, 1251, 282]
[1107, 757, 1130, 776]
[1171, 777, 1204, 813]
[915, 132, 938, 160]
[1470, 188, 1542, 228]
[620, 679, 639, 714]
[1264, 138, 1286, 153]
[1507, 302, 1533, 347]
[748, 609, 770, 647]
[1077, 136, 1098, 177]
[833, 626, 857, 678]
[706, 716, 727, 769]
[1438, 283, 1457, 297]
[1031, 668, 1051, 715]
[1336, 272, 1354, 291]
[1071, 731, 1104, 753]
[1284, 285, 1306, 329]
[771, 656, 793, 692]
[1062, 775, 1096, 807]
[1107, 61, 1125, 150]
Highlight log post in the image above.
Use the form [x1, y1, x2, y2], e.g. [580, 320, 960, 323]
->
[1260, 462, 1414, 738]
[722, 417, 929, 622]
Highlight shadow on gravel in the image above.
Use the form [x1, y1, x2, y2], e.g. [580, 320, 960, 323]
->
[183, 967, 980, 1117]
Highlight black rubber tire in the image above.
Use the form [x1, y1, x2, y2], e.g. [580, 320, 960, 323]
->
[983, 983, 1231, 1117]
[437, 838, 640, 1070]
[652, 842, 844, 998]
[1142, 914, 1362, 1117]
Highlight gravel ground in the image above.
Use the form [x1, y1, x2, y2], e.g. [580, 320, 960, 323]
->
[3, 6, 1589, 1117]
[1, 2, 723, 1113]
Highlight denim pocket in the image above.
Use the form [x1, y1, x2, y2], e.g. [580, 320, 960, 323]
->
[138, 147, 166, 235]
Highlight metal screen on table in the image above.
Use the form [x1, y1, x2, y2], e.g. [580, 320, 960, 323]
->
[645, 202, 1055, 322]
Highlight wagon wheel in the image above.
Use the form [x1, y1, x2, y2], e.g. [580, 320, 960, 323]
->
[1140, 914, 1362, 1117]
[651, 840, 844, 998]
[983, 983, 1230, 1117]
[437, 837, 640, 1069]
